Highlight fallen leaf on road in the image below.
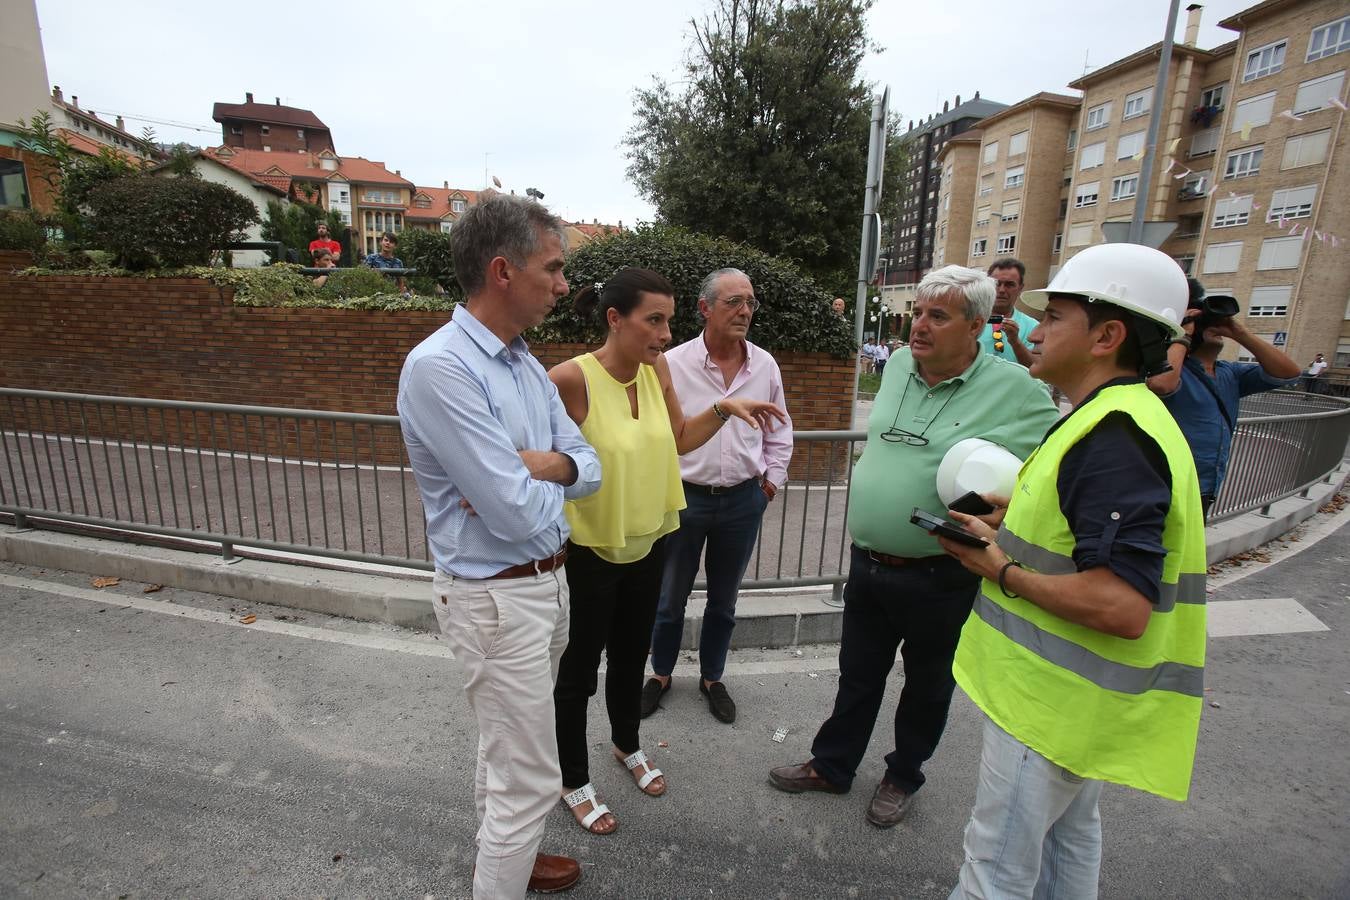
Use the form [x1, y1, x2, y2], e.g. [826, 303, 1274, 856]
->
[91, 576, 120, 589]
[332, 853, 343, 863]
[142, 584, 163, 594]
[239, 614, 257, 625]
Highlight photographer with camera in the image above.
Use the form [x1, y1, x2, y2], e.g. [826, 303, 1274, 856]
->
[1148, 278, 1301, 519]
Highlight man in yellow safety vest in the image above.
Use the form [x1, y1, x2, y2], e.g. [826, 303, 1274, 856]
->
[935, 243, 1207, 899]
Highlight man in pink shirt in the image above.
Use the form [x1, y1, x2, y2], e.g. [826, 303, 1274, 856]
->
[643, 268, 794, 723]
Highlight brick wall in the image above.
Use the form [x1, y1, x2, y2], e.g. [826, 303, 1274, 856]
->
[0, 273, 854, 479]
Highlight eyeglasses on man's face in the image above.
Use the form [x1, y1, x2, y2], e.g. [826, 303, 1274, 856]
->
[720, 294, 760, 312]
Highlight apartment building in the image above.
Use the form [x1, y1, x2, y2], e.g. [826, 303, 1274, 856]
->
[926, 0, 1347, 366]
[938, 93, 1080, 290]
[892, 93, 1008, 285]
[1060, 14, 1235, 279]
[933, 132, 982, 271]
[206, 146, 412, 254]
[212, 93, 334, 154]
[1196, 0, 1349, 366]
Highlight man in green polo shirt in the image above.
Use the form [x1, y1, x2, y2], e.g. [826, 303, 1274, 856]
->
[768, 265, 1058, 827]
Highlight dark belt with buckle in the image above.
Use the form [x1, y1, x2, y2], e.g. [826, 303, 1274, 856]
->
[488, 547, 568, 579]
[683, 477, 760, 496]
[856, 543, 949, 568]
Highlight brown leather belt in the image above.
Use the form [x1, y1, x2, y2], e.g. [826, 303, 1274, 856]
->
[488, 547, 568, 579]
[857, 544, 949, 568]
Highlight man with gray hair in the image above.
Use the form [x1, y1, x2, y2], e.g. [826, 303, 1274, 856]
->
[644, 267, 793, 723]
[769, 265, 1057, 828]
[398, 194, 600, 897]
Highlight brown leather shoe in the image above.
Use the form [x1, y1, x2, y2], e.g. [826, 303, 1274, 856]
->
[529, 853, 581, 893]
[768, 762, 848, 794]
[865, 779, 912, 828]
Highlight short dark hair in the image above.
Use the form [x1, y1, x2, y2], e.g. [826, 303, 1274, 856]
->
[381, 231, 398, 245]
[450, 195, 566, 297]
[987, 258, 1025, 284]
[1054, 294, 1143, 373]
[574, 267, 675, 320]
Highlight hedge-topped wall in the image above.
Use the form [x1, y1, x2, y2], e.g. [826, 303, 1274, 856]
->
[0, 271, 855, 478]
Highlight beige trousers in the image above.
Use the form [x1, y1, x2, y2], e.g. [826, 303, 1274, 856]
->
[432, 568, 570, 900]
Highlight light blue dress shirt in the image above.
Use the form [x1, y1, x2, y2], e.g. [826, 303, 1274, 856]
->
[397, 305, 601, 578]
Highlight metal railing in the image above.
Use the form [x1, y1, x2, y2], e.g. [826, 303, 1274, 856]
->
[1208, 389, 1350, 523]
[2, 387, 1347, 589]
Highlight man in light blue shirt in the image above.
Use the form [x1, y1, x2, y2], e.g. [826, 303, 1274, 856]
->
[979, 258, 1037, 367]
[398, 195, 599, 898]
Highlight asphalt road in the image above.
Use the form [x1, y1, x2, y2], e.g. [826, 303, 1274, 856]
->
[1, 506, 1347, 899]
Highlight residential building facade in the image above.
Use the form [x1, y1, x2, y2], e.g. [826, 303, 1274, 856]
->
[892, 93, 1008, 285]
[937, 94, 1080, 291]
[1198, 0, 1349, 366]
[921, 0, 1347, 368]
[212, 93, 334, 154]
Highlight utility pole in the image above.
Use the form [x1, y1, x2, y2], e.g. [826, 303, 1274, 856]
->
[853, 87, 890, 417]
[1129, 0, 1182, 244]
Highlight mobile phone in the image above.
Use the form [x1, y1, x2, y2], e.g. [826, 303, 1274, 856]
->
[911, 507, 989, 548]
[948, 490, 996, 516]
[988, 314, 1004, 324]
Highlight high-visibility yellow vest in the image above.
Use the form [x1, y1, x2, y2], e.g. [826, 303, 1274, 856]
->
[953, 382, 1207, 801]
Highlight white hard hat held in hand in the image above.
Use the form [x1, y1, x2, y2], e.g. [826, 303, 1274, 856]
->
[936, 438, 1024, 507]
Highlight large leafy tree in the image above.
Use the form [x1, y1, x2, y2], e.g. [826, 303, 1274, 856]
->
[625, 0, 897, 288]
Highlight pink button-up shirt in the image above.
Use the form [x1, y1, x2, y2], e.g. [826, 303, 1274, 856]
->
[664, 333, 794, 489]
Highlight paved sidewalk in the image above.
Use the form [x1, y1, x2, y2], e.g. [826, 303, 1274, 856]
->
[3, 465, 1343, 649]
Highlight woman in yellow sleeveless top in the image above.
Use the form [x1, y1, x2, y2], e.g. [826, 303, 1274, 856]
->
[549, 267, 786, 835]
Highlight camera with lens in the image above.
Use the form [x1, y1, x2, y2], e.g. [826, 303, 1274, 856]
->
[1185, 294, 1240, 343]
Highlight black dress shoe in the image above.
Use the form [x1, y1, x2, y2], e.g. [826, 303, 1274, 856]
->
[768, 762, 849, 794]
[640, 677, 670, 718]
[699, 680, 736, 723]
[865, 779, 912, 828]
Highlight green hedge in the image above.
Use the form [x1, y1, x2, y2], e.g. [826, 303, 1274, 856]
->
[536, 224, 854, 356]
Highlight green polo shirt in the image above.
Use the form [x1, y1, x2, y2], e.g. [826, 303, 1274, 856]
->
[849, 347, 1060, 558]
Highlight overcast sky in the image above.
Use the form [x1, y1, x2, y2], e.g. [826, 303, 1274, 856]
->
[33, 0, 1254, 227]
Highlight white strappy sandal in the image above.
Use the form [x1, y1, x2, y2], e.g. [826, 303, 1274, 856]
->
[561, 783, 615, 834]
[617, 748, 666, 797]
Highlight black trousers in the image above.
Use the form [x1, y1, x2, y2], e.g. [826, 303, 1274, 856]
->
[809, 545, 979, 794]
[554, 538, 667, 790]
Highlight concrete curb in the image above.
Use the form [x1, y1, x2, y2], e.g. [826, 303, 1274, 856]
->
[2, 463, 1343, 649]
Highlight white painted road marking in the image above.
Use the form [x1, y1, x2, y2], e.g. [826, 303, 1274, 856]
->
[0, 573, 454, 660]
[1206, 598, 1330, 638]
[1, 565, 1335, 671]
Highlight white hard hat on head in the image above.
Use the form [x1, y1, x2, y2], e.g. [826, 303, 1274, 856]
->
[936, 438, 1024, 507]
[1020, 243, 1187, 338]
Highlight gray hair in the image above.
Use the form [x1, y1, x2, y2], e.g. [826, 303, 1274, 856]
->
[916, 265, 995, 321]
[450, 194, 567, 297]
[698, 267, 748, 303]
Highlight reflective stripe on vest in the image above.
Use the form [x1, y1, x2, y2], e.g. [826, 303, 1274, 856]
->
[997, 527, 1207, 613]
[953, 382, 1207, 801]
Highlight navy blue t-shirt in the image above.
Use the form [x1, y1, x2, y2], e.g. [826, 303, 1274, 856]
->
[1050, 379, 1171, 604]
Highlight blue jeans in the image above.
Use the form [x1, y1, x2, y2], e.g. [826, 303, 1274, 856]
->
[949, 715, 1103, 900]
[650, 479, 768, 682]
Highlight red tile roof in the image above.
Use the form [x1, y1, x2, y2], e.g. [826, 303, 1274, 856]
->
[406, 185, 486, 220]
[569, 222, 622, 238]
[58, 129, 146, 165]
[202, 147, 411, 188]
[212, 99, 329, 131]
